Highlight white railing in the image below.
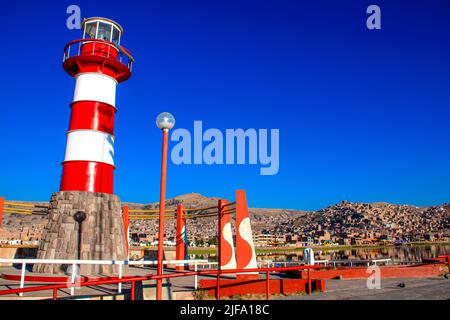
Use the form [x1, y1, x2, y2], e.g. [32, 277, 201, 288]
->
[195, 262, 218, 270]
[0, 258, 208, 297]
[370, 258, 392, 266]
[257, 258, 391, 268]
[63, 39, 134, 72]
[327, 258, 393, 267]
[258, 261, 307, 268]
[314, 260, 330, 265]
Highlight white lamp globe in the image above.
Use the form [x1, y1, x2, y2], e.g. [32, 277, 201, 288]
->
[156, 112, 175, 130]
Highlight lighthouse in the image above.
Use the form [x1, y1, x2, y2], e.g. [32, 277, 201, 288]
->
[61, 17, 133, 194]
[35, 17, 134, 274]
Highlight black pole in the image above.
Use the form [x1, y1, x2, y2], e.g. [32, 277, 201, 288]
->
[74, 211, 87, 262]
[77, 222, 82, 261]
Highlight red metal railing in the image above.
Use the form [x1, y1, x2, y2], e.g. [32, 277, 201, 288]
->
[438, 254, 450, 271]
[2, 254, 447, 300]
[0, 274, 149, 300]
[0, 265, 321, 300]
[1, 256, 448, 300]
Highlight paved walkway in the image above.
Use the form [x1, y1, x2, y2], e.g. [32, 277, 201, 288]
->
[282, 277, 450, 300]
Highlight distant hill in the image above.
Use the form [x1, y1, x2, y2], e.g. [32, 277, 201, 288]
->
[123, 193, 221, 210]
[2, 194, 449, 241]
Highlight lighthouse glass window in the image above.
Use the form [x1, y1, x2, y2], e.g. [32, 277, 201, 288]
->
[97, 22, 112, 42]
[84, 22, 97, 39]
[112, 27, 120, 45]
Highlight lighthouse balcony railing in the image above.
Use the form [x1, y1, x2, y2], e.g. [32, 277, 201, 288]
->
[63, 38, 135, 71]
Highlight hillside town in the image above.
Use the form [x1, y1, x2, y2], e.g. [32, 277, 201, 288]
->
[1, 194, 449, 248]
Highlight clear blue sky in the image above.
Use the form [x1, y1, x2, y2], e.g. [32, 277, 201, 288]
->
[0, 0, 449, 210]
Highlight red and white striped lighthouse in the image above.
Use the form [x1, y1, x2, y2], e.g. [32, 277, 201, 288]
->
[61, 17, 134, 194]
[34, 18, 134, 274]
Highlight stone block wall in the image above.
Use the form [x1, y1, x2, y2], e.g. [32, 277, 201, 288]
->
[33, 191, 127, 275]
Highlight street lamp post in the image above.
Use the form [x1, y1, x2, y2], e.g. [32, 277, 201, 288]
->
[155, 112, 175, 300]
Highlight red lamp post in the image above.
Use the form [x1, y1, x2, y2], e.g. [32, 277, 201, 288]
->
[155, 112, 175, 300]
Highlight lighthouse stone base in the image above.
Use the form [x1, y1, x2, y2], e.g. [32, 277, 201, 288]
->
[33, 191, 127, 275]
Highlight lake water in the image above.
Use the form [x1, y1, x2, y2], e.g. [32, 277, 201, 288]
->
[192, 245, 450, 264]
